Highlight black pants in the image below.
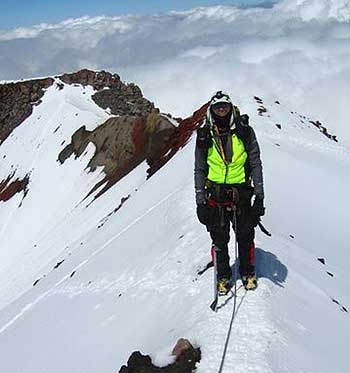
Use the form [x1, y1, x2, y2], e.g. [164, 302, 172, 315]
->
[208, 199, 255, 280]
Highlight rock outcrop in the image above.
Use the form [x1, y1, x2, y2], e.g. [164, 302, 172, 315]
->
[59, 112, 176, 199]
[0, 77, 54, 144]
[57, 101, 209, 200]
[0, 69, 157, 146]
[0, 172, 30, 203]
[0, 69, 209, 203]
[119, 339, 201, 373]
[60, 69, 155, 116]
[1, 69, 180, 202]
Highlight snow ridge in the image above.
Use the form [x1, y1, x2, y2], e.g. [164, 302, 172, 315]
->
[0, 84, 349, 373]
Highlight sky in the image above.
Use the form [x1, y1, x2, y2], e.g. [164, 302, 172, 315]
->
[0, 0, 275, 29]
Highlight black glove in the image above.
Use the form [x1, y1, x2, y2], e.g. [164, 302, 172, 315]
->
[252, 196, 265, 216]
[251, 197, 265, 226]
[196, 203, 212, 226]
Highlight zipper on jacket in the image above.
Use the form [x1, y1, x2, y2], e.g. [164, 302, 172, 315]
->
[224, 164, 229, 184]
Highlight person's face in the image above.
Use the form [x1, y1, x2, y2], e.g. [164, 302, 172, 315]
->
[211, 102, 232, 117]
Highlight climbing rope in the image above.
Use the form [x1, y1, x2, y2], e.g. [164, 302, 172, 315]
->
[217, 208, 244, 373]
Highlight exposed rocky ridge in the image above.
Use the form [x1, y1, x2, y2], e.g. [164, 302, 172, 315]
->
[147, 103, 209, 177]
[60, 69, 155, 116]
[0, 69, 156, 146]
[0, 77, 54, 144]
[0, 69, 171, 203]
[58, 102, 209, 201]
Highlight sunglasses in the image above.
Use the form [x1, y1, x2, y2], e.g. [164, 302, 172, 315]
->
[212, 102, 231, 111]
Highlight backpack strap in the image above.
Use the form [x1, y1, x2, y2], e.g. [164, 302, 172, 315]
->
[234, 114, 251, 148]
[196, 124, 212, 150]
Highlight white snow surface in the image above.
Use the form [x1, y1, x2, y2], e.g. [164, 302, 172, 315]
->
[0, 82, 350, 373]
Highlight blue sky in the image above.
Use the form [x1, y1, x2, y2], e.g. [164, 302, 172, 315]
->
[0, 0, 276, 29]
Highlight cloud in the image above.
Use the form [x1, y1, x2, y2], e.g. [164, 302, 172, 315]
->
[0, 0, 349, 143]
[275, 0, 350, 21]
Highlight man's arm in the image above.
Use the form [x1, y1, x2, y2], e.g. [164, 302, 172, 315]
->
[246, 127, 264, 199]
[194, 128, 209, 205]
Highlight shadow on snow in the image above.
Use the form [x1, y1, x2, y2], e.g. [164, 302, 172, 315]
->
[230, 247, 288, 288]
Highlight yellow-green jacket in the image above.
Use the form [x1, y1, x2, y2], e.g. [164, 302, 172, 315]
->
[194, 118, 264, 204]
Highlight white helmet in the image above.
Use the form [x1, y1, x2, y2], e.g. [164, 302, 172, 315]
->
[209, 91, 232, 106]
[207, 91, 238, 129]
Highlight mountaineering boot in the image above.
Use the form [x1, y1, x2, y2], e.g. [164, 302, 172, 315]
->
[242, 273, 257, 290]
[217, 278, 232, 296]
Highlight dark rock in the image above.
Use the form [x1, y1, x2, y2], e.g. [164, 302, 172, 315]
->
[53, 125, 61, 133]
[254, 96, 263, 104]
[58, 143, 74, 164]
[119, 352, 154, 373]
[59, 69, 122, 91]
[0, 77, 54, 144]
[92, 85, 155, 117]
[275, 124, 282, 129]
[171, 339, 192, 359]
[33, 278, 41, 287]
[0, 172, 30, 202]
[59, 113, 176, 200]
[119, 341, 201, 373]
[147, 103, 209, 177]
[317, 258, 326, 265]
[257, 106, 268, 116]
[309, 120, 338, 142]
[53, 259, 65, 269]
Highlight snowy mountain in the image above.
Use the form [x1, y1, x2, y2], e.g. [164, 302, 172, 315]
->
[0, 69, 350, 373]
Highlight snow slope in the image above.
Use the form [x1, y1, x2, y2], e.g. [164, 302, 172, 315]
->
[0, 84, 349, 373]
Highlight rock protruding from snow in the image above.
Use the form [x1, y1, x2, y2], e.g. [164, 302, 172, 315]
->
[0, 171, 30, 202]
[58, 111, 176, 199]
[59, 69, 123, 90]
[171, 338, 195, 359]
[60, 69, 156, 116]
[119, 341, 201, 373]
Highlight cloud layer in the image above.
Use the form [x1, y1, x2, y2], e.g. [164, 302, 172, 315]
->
[1, 0, 349, 143]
